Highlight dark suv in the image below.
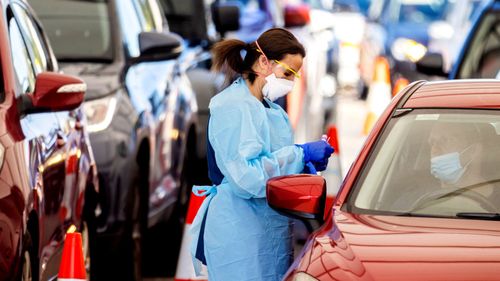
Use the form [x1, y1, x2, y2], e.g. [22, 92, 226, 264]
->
[0, 0, 98, 280]
[30, 0, 202, 279]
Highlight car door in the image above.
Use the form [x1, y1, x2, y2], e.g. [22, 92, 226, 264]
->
[10, 3, 70, 279]
[16, 4, 86, 227]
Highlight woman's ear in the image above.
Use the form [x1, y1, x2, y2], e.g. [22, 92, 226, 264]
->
[258, 55, 270, 73]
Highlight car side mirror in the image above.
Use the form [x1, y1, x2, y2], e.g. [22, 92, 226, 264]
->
[133, 31, 183, 64]
[267, 174, 326, 226]
[19, 72, 86, 115]
[284, 4, 311, 28]
[211, 2, 240, 37]
[416, 52, 448, 77]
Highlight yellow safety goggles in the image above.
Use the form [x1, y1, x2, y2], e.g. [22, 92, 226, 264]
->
[273, 59, 301, 79]
[255, 45, 301, 79]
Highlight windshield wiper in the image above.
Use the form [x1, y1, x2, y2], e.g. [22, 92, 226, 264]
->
[456, 212, 500, 221]
[395, 212, 445, 218]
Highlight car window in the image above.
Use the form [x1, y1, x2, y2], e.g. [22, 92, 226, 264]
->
[159, 0, 210, 41]
[8, 15, 36, 95]
[29, 0, 113, 62]
[345, 109, 500, 218]
[457, 12, 500, 79]
[116, 0, 144, 57]
[12, 4, 51, 74]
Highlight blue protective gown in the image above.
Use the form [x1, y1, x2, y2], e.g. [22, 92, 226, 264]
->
[190, 78, 305, 281]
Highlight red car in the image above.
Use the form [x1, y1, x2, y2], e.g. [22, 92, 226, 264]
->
[0, 0, 98, 280]
[268, 79, 500, 281]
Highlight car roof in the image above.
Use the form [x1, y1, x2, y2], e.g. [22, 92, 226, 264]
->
[403, 79, 500, 109]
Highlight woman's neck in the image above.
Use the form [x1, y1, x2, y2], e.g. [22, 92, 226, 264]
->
[245, 78, 264, 101]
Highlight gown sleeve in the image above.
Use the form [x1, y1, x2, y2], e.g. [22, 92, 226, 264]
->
[208, 102, 305, 199]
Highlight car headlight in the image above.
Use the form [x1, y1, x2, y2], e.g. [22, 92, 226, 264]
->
[294, 272, 319, 281]
[391, 38, 427, 63]
[82, 95, 117, 133]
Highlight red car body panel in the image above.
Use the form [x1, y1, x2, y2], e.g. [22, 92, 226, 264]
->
[404, 80, 500, 109]
[285, 80, 500, 281]
[287, 210, 500, 281]
[267, 174, 325, 214]
[30, 72, 85, 111]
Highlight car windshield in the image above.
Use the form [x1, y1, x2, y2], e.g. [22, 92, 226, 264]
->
[345, 109, 500, 218]
[30, 0, 113, 62]
[391, 0, 448, 24]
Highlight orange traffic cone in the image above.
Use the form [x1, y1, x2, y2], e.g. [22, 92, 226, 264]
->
[393, 77, 409, 97]
[58, 230, 86, 281]
[363, 56, 392, 135]
[321, 125, 342, 211]
[174, 193, 208, 281]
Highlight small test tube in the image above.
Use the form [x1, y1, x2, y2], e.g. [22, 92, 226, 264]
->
[321, 134, 330, 143]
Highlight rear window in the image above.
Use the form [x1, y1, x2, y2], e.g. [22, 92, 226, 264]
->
[345, 109, 500, 218]
[30, 0, 113, 62]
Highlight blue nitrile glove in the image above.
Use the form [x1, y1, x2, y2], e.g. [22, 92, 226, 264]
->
[297, 140, 334, 163]
[304, 161, 317, 174]
[313, 158, 329, 172]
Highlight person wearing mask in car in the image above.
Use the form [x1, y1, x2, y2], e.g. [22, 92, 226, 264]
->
[402, 122, 499, 213]
[189, 28, 334, 281]
[428, 122, 498, 196]
[392, 122, 500, 213]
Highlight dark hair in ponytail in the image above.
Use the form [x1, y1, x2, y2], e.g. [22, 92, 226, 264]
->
[212, 28, 306, 85]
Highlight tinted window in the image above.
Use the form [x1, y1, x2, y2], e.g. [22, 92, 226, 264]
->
[12, 4, 50, 73]
[30, 0, 113, 61]
[346, 109, 500, 218]
[457, 12, 500, 79]
[116, 0, 143, 57]
[159, 0, 208, 41]
[9, 16, 35, 95]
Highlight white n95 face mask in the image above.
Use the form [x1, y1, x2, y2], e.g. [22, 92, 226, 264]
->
[262, 73, 295, 101]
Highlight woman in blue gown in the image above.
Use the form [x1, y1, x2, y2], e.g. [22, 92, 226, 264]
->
[190, 28, 334, 281]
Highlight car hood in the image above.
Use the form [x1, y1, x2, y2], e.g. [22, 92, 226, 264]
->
[59, 62, 122, 101]
[291, 210, 500, 280]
